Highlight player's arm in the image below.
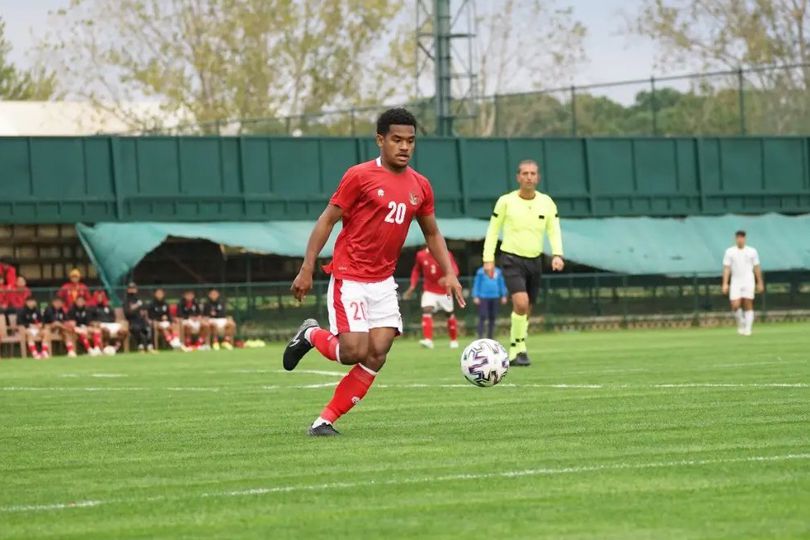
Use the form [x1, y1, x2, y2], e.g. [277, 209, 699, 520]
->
[754, 264, 764, 293]
[721, 265, 731, 295]
[416, 214, 465, 308]
[546, 200, 564, 272]
[482, 197, 506, 277]
[291, 204, 343, 302]
[402, 256, 421, 300]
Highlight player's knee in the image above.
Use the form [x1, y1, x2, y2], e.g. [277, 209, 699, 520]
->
[338, 341, 368, 364]
[364, 352, 387, 372]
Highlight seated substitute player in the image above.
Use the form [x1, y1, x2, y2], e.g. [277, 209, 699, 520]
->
[67, 295, 101, 355]
[402, 245, 460, 349]
[93, 290, 128, 352]
[43, 296, 76, 357]
[722, 230, 764, 336]
[18, 296, 49, 359]
[483, 159, 564, 367]
[149, 288, 183, 350]
[124, 282, 155, 353]
[472, 264, 508, 339]
[6, 275, 31, 320]
[283, 108, 464, 437]
[203, 289, 235, 350]
[58, 268, 91, 310]
[177, 290, 207, 350]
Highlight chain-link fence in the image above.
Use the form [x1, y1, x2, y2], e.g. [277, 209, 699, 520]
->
[16, 271, 810, 342]
[134, 63, 810, 138]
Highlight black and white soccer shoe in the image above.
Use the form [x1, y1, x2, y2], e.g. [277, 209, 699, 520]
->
[282, 318, 319, 371]
[308, 423, 340, 437]
[510, 352, 532, 367]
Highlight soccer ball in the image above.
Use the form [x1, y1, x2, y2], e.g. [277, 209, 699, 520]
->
[460, 339, 509, 387]
[103, 346, 117, 356]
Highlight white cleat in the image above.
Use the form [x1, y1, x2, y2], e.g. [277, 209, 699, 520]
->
[419, 339, 434, 349]
[67, 350, 77, 358]
[449, 340, 459, 349]
[88, 347, 102, 356]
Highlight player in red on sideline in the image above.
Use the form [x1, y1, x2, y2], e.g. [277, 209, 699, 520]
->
[284, 108, 465, 437]
[402, 246, 460, 349]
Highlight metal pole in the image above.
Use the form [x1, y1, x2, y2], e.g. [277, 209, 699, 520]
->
[570, 85, 577, 136]
[737, 67, 746, 135]
[434, 0, 453, 136]
[350, 108, 356, 136]
[650, 76, 657, 136]
[494, 94, 501, 136]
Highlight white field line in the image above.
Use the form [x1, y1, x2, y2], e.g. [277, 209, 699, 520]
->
[90, 373, 127, 378]
[1, 382, 807, 393]
[229, 369, 344, 377]
[3, 453, 808, 514]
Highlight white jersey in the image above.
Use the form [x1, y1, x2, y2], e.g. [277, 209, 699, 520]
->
[723, 246, 760, 285]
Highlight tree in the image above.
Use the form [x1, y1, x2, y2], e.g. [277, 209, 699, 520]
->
[39, 0, 413, 133]
[473, 0, 587, 136]
[0, 17, 58, 100]
[632, 0, 810, 133]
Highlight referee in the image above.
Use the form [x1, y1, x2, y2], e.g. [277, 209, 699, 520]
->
[482, 159, 564, 366]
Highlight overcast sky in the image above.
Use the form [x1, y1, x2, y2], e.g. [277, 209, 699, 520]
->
[0, 0, 663, 102]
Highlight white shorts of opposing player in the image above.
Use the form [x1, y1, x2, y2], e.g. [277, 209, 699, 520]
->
[327, 276, 403, 335]
[420, 291, 454, 313]
[99, 322, 122, 335]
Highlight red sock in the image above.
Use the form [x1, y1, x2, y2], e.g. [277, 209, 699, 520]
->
[164, 330, 174, 342]
[197, 337, 205, 346]
[41, 343, 50, 354]
[448, 315, 458, 341]
[308, 328, 339, 362]
[185, 335, 192, 347]
[66, 342, 75, 352]
[80, 336, 91, 351]
[28, 343, 37, 355]
[422, 314, 433, 340]
[321, 364, 376, 423]
[93, 332, 102, 348]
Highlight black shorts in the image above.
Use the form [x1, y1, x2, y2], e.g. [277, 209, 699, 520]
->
[500, 252, 543, 305]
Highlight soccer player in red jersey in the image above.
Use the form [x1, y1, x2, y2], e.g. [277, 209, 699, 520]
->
[402, 246, 460, 349]
[283, 108, 465, 436]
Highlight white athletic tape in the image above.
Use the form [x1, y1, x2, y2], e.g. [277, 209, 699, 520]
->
[3, 453, 808, 514]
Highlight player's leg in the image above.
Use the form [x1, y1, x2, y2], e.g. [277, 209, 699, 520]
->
[729, 294, 744, 334]
[486, 298, 498, 339]
[283, 277, 365, 370]
[439, 295, 459, 349]
[742, 297, 755, 335]
[223, 319, 235, 349]
[503, 255, 531, 365]
[517, 260, 542, 363]
[25, 329, 40, 358]
[419, 293, 435, 349]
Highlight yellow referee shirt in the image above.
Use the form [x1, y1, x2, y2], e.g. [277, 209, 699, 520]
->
[483, 190, 564, 261]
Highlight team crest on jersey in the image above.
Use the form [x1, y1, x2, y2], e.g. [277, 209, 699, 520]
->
[377, 189, 385, 198]
[409, 192, 420, 206]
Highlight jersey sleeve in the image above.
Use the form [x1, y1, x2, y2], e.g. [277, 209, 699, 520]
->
[546, 199, 564, 256]
[751, 248, 761, 266]
[483, 196, 507, 262]
[722, 249, 732, 267]
[417, 178, 435, 216]
[329, 168, 362, 210]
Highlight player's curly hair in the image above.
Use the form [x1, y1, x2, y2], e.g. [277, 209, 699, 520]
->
[376, 108, 417, 135]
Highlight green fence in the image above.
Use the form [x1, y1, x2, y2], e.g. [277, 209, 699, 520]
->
[21, 271, 810, 341]
[1, 136, 809, 223]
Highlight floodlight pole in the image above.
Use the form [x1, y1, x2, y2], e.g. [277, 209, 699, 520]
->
[434, 0, 453, 136]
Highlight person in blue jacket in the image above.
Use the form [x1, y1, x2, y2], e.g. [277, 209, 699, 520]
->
[472, 265, 508, 339]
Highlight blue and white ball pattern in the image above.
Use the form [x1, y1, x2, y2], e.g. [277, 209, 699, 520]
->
[460, 339, 509, 387]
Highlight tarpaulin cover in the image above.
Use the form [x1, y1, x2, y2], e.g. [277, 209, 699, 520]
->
[76, 214, 810, 286]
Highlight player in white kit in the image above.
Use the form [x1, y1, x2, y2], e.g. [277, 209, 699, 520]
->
[721, 230, 764, 336]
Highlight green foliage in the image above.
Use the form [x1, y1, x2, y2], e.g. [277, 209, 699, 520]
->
[0, 17, 58, 100]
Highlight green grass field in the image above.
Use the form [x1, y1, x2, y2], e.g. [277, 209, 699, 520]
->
[1, 323, 809, 539]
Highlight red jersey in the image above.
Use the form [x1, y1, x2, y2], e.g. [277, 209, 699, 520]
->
[0, 263, 16, 286]
[410, 248, 459, 294]
[58, 282, 91, 309]
[326, 158, 435, 282]
[6, 286, 30, 310]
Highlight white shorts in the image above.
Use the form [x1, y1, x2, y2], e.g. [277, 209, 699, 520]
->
[210, 318, 228, 331]
[421, 291, 454, 313]
[183, 319, 202, 333]
[99, 322, 122, 335]
[157, 320, 172, 330]
[730, 282, 755, 301]
[27, 327, 41, 338]
[327, 276, 402, 335]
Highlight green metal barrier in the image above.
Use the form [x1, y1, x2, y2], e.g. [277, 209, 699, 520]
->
[19, 271, 810, 340]
[1, 136, 808, 223]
